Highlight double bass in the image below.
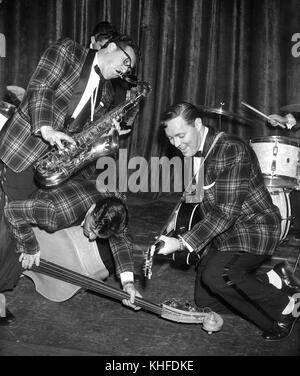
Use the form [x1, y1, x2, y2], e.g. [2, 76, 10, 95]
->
[23, 226, 223, 334]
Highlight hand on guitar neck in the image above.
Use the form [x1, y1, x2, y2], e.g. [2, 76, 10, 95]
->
[143, 202, 202, 279]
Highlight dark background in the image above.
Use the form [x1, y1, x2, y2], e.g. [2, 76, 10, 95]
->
[1, 0, 300, 160]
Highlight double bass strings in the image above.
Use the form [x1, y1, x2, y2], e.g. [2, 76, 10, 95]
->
[32, 259, 162, 315]
[30, 259, 222, 329]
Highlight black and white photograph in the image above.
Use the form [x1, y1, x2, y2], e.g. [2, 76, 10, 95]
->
[0, 0, 299, 359]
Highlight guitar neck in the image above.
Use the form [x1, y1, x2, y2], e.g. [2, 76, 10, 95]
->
[32, 259, 162, 316]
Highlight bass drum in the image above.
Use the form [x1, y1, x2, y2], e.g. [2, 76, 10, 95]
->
[267, 187, 292, 241]
[250, 136, 300, 189]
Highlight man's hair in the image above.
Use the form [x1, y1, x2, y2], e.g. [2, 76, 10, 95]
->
[91, 21, 119, 44]
[103, 33, 140, 62]
[161, 101, 202, 128]
[93, 196, 128, 238]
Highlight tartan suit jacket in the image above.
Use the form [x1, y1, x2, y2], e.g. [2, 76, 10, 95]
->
[4, 180, 134, 277]
[182, 129, 282, 256]
[0, 38, 114, 173]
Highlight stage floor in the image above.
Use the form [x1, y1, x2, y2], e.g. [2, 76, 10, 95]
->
[1, 193, 300, 356]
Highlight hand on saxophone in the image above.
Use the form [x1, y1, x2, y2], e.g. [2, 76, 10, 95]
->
[112, 118, 132, 136]
[40, 126, 76, 149]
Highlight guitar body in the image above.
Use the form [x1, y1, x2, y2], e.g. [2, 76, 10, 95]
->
[173, 202, 202, 235]
[144, 202, 204, 278]
[24, 226, 109, 302]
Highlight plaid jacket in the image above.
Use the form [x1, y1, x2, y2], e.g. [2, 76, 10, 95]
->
[0, 38, 114, 173]
[4, 180, 133, 276]
[182, 130, 282, 256]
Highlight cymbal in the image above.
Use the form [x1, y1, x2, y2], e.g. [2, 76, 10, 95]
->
[280, 103, 300, 113]
[197, 105, 254, 125]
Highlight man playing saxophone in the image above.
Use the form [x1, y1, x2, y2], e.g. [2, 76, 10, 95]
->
[0, 33, 139, 203]
[0, 32, 143, 324]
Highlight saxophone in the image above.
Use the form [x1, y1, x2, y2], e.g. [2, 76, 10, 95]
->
[34, 81, 151, 188]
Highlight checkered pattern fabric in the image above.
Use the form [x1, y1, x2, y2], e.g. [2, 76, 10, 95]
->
[0, 38, 114, 173]
[182, 132, 282, 256]
[4, 180, 133, 276]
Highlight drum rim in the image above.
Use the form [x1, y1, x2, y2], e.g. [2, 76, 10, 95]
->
[267, 186, 291, 241]
[263, 175, 299, 190]
[250, 135, 300, 146]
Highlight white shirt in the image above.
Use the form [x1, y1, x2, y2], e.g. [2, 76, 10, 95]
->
[182, 126, 209, 252]
[72, 54, 100, 122]
[193, 127, 209, 180]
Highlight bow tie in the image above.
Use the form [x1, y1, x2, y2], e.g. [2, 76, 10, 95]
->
[194, 151, 203, 157]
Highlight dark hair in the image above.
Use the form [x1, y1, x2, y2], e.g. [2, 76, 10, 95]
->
[91, 21, 119, 44]
[103, 33, 140, 62]
[93, 196, 128, 238]
[161, 101, 202, 128]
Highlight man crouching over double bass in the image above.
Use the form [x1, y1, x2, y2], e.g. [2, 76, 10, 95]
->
[0, 180, 141, 325]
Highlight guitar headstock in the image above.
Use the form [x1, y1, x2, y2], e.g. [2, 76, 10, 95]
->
[143, 244, 156, 279]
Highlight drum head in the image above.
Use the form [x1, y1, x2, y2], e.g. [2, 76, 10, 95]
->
[250, 136, 300, 147]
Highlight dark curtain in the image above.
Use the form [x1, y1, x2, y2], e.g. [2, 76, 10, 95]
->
[1, 0, 300, 160]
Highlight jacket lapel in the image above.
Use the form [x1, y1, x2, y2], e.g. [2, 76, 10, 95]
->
[66, 49, 97, 119]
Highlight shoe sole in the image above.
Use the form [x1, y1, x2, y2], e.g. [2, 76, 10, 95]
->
[263, 316, 299, 341]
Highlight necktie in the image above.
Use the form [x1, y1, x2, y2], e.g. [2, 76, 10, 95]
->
[194, 151, 203, 157]
[94, 65, 101, 77]
[67, 67, 103, 133]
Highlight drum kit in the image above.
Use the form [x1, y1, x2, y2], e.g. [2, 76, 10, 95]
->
[198, 101, 300, 243]
[0, 100, 15, 131]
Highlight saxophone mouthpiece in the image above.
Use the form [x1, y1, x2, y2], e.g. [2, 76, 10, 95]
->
[116, 71, 138, 87]
[122, 74, 138, 86]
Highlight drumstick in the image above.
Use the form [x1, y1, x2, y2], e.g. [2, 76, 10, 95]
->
[241, 101, 286, 129]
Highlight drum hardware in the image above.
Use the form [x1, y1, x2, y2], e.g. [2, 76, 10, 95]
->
[268, 187, 292, 241]
[197, 103, 255, 126]
[0, 100, 16, 116]
[0, 100, 16, 130]
[293, 251, 300, 273]
[280, 104, 300, 113]
[271, 160, 276, 173]
[241, 101, 286, 129]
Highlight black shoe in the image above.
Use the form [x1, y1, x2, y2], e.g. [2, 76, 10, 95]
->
[273, 262, 300, 296]
[262, 313, 299, 341]
[0, 309, 16, 326]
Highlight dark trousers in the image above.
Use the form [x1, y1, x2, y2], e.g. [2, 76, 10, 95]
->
[0, 163, 39, 202]
[195, 248, 290, 331]
[0, 212, 23, 293]
[0, 163, 38, 292]
[0, 163, 38, 294]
